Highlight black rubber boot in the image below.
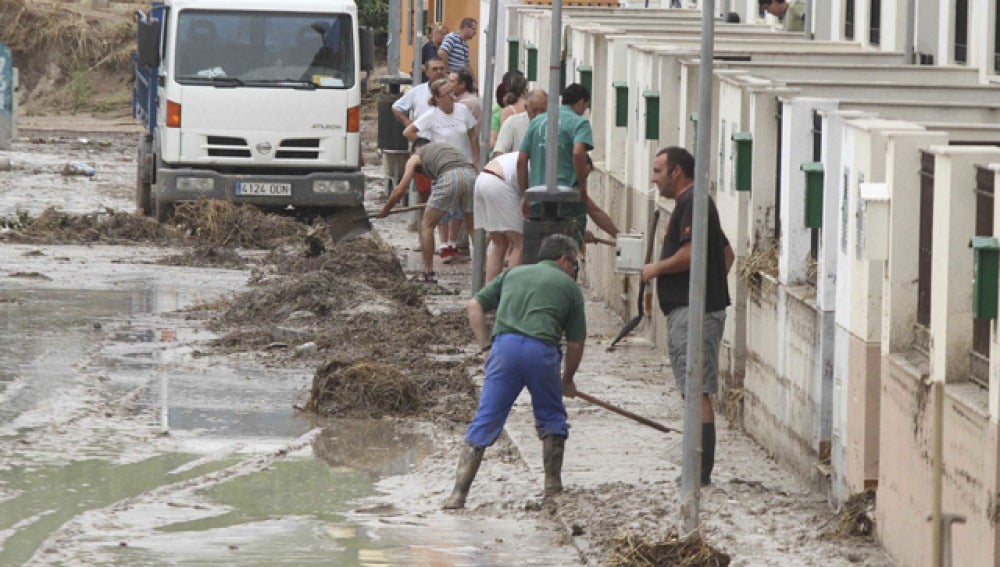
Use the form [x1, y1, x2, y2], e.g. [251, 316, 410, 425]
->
[701, 422, 716, 486]
[543, 435, 566, 496]
[442, 444, 485, 509]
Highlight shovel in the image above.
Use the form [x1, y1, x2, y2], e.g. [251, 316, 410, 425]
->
[365, 203, 426, 219]
[606, 208, 661, 351]
[575, 390, 678, 434]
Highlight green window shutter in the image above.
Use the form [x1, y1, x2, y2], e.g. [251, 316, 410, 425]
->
[526, 44, 538, 81]
[613, 81, 628, 128]
[732, 132, 753, 193]
[643, 90, 659, 141]
[801, 162, 824, 227]
[507, 37, 520, 73]
[970, 236, 1000, 319]
[578, 65, 593, 94]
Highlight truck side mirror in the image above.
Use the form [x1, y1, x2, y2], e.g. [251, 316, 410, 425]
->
[359, 26, 374, 72]
[136, 11, 162, 70]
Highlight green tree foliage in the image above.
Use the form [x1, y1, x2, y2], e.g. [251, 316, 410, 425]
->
[356, 0, 389, 36]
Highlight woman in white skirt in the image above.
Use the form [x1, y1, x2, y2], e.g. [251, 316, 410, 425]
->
[474, 151, 524, 282]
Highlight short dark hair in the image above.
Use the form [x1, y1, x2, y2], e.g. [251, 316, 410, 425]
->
[758, 0, 782, 5]
[412, 137, 432, 152]
[460, 17, 477, 30]
[561, 83, 590, 106]
[454, 68, 476, 93]
[656, 146, 695, 179]
[537, 234, 579, 262]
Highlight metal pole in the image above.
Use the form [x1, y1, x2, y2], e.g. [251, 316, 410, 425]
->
[544, 0, 563, 192]
[680, 0, 714, 535]
[388, 0, 401, 76]
[472, 0, 500, 293]
[413, 0, 424, 84]
[905, 0, 916, 64]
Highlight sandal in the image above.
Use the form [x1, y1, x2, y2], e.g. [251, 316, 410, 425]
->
[413, 271, 438, 284]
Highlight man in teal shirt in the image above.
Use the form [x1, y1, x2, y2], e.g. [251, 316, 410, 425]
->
[516, 83, 594, 240]
[442, 234, 586, 509]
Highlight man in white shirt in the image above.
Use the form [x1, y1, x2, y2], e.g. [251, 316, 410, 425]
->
[493, 89, 547, 156]
[392, 57, 447, 127]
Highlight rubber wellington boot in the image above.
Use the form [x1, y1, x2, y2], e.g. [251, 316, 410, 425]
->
[542, 435, 566, 496]
[701, 422, 716, 486]
[442, 444, 485, 509]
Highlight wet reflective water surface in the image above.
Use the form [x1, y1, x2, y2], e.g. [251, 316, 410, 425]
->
[0, 273, 571, 566]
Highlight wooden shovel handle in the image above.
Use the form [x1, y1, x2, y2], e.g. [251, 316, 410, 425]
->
[575, 391, 678, 434]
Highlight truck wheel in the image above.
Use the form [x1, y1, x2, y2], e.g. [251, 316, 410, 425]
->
[154, 194, 174, 223]
[136, 135, 153, 216]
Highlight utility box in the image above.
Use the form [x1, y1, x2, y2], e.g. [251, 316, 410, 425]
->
[613, 81, 628, 128]
[614, 233, 644, 273]
[859, 182, 889, 260]
[732, 132, 753, 192]
[643, 90, 659, 141]
[970, 236, 1000, 320]
[801, 161, 824, 226]
[526, 44, 538, 81]
[578, 65, 592, 95]
[507, 37, 520, 73]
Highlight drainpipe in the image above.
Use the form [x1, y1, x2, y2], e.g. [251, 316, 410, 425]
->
[388, 0, 400, 76]
[680, 0, 714, 535]
[472, 0, 500, 293]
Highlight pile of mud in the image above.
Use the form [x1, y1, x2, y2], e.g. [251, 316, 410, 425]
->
[0, 207, 176, 245]
[1, 0, 136, 114]
[209, 237, 477, 421]
[608, 530, 731, 567]
[158, 245, 247, 270]
[0, 203, 307, 252]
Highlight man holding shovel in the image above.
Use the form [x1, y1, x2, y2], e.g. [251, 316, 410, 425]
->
[443, 234, 585, 509]
[376, 138, 475, 284]
[641, 147, 734, 486]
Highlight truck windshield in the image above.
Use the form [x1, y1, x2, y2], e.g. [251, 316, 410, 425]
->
[174, 10, 355, 88]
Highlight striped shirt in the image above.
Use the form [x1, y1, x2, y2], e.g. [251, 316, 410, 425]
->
[439, 32, 470, 71]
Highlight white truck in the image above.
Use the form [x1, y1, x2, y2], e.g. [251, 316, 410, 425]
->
[133, 0, 367, 223]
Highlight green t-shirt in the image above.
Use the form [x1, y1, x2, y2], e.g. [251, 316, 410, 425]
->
[474, 260, 587, 346]
[491, 103, 502, 132]
[519, 105, 594, 191]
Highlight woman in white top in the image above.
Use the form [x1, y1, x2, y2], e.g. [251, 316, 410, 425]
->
[404, 78, 479, 163]
[473, 152, 524, 282]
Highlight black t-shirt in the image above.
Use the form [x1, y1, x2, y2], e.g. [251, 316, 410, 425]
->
[656, 187, 731, 315]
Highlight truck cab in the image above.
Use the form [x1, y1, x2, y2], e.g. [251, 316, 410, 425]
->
[134, 0, 365, 221]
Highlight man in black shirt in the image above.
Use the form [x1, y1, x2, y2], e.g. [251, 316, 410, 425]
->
[641, 146, 734, 486]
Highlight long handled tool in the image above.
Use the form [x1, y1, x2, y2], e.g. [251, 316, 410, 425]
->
[606, 208, 661, 351]
[366, 203, 425, 219]
[575, 390, 678, 434]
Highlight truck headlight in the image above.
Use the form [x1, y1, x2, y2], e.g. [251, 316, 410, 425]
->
[176, 177, 214, 191]
[314, 180, 351, 193]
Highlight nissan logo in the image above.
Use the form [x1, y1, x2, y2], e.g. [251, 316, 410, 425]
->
[256, 142, 273, 155]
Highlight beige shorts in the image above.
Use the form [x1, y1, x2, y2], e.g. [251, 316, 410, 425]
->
[427, 167, 476, 216]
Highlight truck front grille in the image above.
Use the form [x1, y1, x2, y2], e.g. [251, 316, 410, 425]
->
[206, 136, 251, 158]
[276, 138, 320, 160]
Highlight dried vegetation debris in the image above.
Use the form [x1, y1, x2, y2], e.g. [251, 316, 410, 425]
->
[609, 530, 731, 567]
[206, 237, 477, 420]
[825, 489, 876, 538]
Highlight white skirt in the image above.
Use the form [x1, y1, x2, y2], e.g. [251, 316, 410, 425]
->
[473, 172, 523, 234]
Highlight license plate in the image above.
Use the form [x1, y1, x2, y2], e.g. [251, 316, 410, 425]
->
[236, 182, 292, 196]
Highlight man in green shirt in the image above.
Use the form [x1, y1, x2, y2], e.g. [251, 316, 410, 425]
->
[443, 234, 586, 509]
[516, 83, 594, 241]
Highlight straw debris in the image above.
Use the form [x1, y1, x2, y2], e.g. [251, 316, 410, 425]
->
[737, 247, 778, 297]
[305, 360, 419, 416]
[171, 201, 307, 249]
[826, 489, 876, 538]
[0, 207, 175, 244]
[608, 530, 731, 567]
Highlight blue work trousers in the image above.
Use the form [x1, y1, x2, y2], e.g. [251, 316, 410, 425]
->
[465, 333, 569, 448]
